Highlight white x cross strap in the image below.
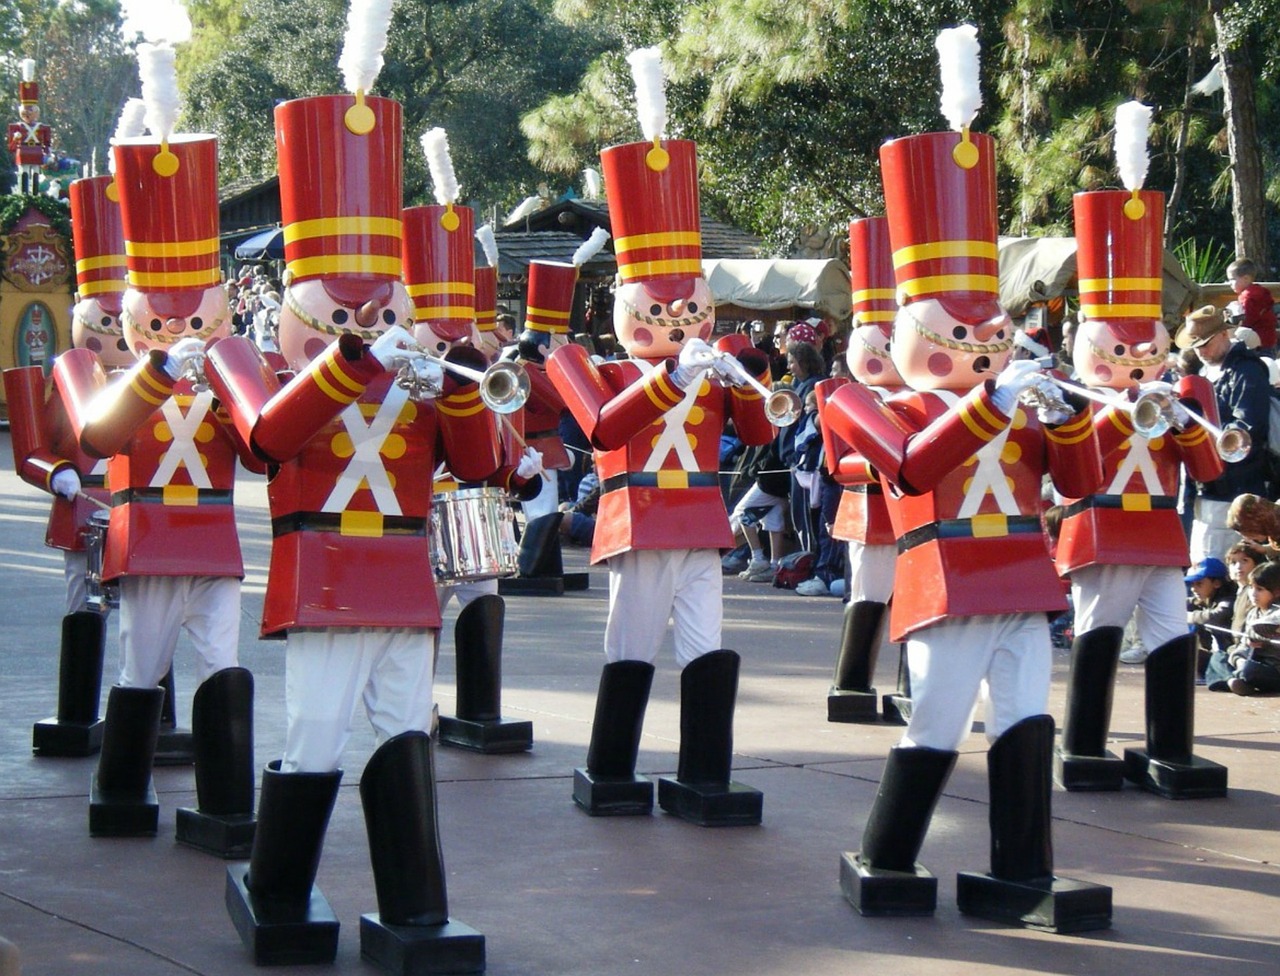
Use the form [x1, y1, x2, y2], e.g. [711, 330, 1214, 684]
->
[150, 391, 215, 489]
[322, 384, 409, 516]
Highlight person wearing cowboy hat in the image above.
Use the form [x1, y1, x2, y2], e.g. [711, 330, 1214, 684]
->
[1176, 305, 1273, 565]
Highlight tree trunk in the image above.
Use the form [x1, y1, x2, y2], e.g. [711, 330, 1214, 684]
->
[1164, 47, 1196, 248]
[1211, 1, 1269, 268]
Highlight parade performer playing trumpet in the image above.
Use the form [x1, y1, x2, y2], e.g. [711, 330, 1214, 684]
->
[7, 59, 51, 193]
[53, 25, 261, 855]
[1053, 102, 1228, 798]
[547, 47, 778, 827]
[821, 27, 1111, 931]
[205, 6, 493, 967]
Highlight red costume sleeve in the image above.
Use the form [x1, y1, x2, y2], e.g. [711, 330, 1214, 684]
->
[548, 342, 684, 451]
[54, 347, 175, 459]
[1043, 406, 1104, 498]
[715, 335, 776, 447]
[815, 377, 877, 485]
[436, 383, 503, 483]
[3, 366, 73, 491]
[1172, 374, 1226, 483]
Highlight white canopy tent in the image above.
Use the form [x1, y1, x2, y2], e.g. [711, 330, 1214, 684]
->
[702, 259, 852, 322]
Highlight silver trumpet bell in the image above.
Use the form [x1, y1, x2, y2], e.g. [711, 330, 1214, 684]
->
[394, 346, 530, 414]
[1118, 387, 1251, 463]
[704, 349, 801, 427]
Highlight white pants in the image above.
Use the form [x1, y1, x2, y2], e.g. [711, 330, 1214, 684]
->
[521, 469, 560, 522]
[1190, 497, 1238, 565]
[847, 540, 896, 603]
[901, 613, 1051, 752]
[117, 575, 240, 689]
[63, 549, 88, 615]
[605, 548, 722, 667]
[283, 627, 435, 773]
[1071, 563, 1188, 651]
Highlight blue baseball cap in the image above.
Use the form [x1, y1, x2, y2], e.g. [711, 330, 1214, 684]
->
[1185, 557, 1228, 582]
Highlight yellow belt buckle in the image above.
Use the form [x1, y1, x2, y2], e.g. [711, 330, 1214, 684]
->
[162, 485, 199, 507]
[340, 510, 385, 537]
[969, 513, 1009, 538]
[656, 470, 688, 490]
[1121, 493, 1152, 512]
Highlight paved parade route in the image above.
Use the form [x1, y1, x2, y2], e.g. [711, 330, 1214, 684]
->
[1, 431, 1279, 975]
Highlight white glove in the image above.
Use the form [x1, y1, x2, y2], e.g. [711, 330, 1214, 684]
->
[1139, 380, 1192, 429]
[516, 446, 544, 479]
[1138, 380, 1175, 398]
[370, 324, 418, 370]
[671, 337, 717, 389]
[163, 337, 206, 381]
[990, 358, 1046, 414]
[403, 356, 444, 398]
[50, 468, 81, 500]
[1027, 376, 1073, 427]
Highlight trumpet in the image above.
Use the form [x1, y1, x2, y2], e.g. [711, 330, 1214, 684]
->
[392, 345, 530, 414]
[179, 352, 210, 394]
[701, 349, 802, 427]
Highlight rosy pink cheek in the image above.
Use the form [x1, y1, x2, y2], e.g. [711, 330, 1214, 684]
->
[85, 337, 102, 353]
[304, 337, 329, 362]
[865, 358, 884, 376]
[927, 353, 953, 377]
[1094, 364, 1114, 384]
[632, 327, 653, 347]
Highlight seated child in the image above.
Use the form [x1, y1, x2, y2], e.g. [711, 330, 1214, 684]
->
[1185, 557, 1236, 682]
[1223, 560, 1280, 696]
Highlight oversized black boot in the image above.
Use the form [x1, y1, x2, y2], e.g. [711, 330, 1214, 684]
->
[177, 668, 256, 857]
[882, 642, 913, 725]
[958, 715, 1112, 932]
[658, 650, 762, 826]
[1055, 626, 1126, 791]
[154, 665, 195, 766]
[89, 684, 164, 836]
[840, 744, 956, 915]
[225, 761, 342, 965]
[33, 611, 106, 756]
[573, 660, 655, 816]
[359, 732, 485, 975]
[501, 512, 589, 595]
[1123, 633, 1228, 798]
[828, 601, 886, 723]
[439, 595, 533, 754]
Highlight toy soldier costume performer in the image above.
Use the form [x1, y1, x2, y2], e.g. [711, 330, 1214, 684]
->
[7, 60, 51, 193]
[822, 26, 1111, 932]
[547, 48, 777, 827]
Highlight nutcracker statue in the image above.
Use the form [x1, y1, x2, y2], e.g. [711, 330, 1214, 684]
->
[1054, 102, 1228, 798]
[205, 5, 494, 968]
[821, 27, 1111, 930]
[405, 127, 541, 755]
[53, 29, 260, 857]
[815, 216, 906, 724]
[547, 47, 777, 827]
[7, 59, 51, 194]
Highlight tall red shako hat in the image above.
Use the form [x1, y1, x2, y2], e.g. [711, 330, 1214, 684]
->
[18, 58, 38, 105]
[1074, 101, 1163, 343]
[68, 175, 127, 316]
[523, 228, 611, 335]
[474, 224, 499, 337]
[403, 127, 474, 341]
[848, 216, 896, 335]
[600, 47, 700, 299]
[880, 25, 1000, 326]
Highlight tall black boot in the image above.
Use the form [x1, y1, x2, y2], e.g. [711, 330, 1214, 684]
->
[881, 642, 913, 725]
[829, 601, 886, 723]
[359, 732, 485, 975]
[154, 665, 194, 766]
[34, 611, 106, 756]
[958, 715, 1112, 932]
[225, 761, 342, 966]
[1123, 633, 1228, 798]
[658, 650, 762, 826]
[839, 744, 956, 916]
[1055, 626, 1126, 790]
[177, 668, 256, 857]
[439, 595, 532, 753]
[89, 685, 164, 836]
[503, 512, 589, 595]
[574, 660, 655, 816]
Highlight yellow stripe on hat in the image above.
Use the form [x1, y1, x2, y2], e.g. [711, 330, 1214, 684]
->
[286, 255, 403, 279]
[618, 258, 703, 281]
[854, 310, 897, 324]
[614, 230, 701, 255]
[77, 255, 128, 273]
[851, 288, 897, 303]
[77, 280, 126, 297]
[128, 268, 222, 289]
[125, 237, 219, 259]
[407, 282, 476, 297]
[892, 240, 998, 268]
[1078, 277, 1162, 293]
[284, 216, 403, 244]
[1080, 303, 1163, 319]
[525, 305, 571, 321]
[898, 274, 999, 298]
[413, 305, 475, 319]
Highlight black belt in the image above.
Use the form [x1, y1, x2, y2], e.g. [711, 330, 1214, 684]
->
[602, 472, 721, 494]
[111, 487, 233, 506]
[1063, 494, 1177, 518]
[897, 515, 1043, 554]
[271, 512, 428, 538]
[82, 475, 106, 488]
[844, 484, 883, 496]
[526, 428, 559, 439]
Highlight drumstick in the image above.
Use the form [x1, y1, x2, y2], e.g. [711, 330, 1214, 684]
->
[501, 415, 528, 450]
[77, 490, 111, 511]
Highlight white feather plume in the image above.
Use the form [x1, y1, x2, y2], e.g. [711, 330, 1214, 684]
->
[136, 43, 182, 141]
[120, 0, 192, 44]
[476, 224, 499, 268]
[420, 127, 459, 205]
[935, 25, 982, 131]
[1192, 63, 1223, 97]
[109, 98, 149, 174]
[627, 47, 667, 142]
[572, 227, 611, 267]
[582, 167, 603, 200]
[21, 59, 35, 83]
[1114, 100, 1153, 191]
[338, 0, 395, 95]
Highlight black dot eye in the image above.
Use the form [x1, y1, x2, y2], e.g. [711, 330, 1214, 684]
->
[951, 326, 966, 339]
[150, 318, 162, 330]
[650, 304, 662, 316]
[101, 316, 112, 327]
[116, 339, 129, 351]
[687, 302, 698, 314]
[434, 341, 447, 354]
[332, 309, 349, 325]
[191, 317, 203, 329]
[382, 309, 396, 324]
[995, 329, 1005, 340]
[1114, 345, 1125, 355]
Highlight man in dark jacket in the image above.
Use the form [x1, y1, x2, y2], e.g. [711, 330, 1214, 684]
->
[1176, 305, 1273, 563]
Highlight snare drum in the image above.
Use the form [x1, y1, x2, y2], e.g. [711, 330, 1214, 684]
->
[83, 510, 119, 610]
[429, 487, 519, 582]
